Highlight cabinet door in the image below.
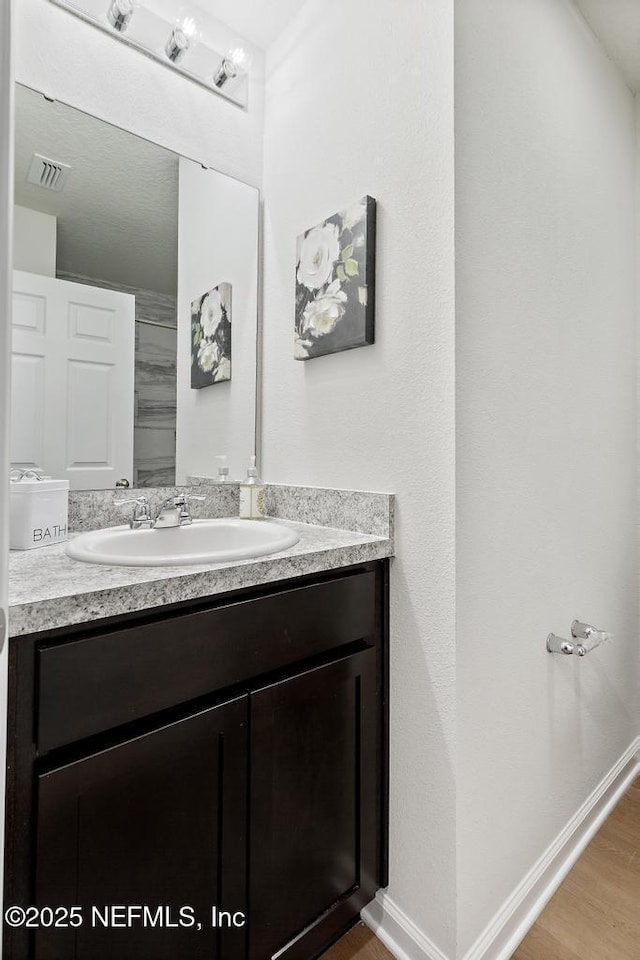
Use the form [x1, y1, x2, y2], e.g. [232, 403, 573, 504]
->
[249, 649, 380, 960]
[35, 696, 248, 960]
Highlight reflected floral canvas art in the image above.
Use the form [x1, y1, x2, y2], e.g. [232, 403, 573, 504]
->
[294, 196, 376, 360]
[190, 282, 232, 388]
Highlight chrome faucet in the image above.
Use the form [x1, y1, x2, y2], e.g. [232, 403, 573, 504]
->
[114, 494, 205, 529]
[113, 496, 153, 529]
[152, 494, 205, 528]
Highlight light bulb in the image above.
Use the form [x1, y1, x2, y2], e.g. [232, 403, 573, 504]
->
[107, 0, 137, 33]
[165, 10, 202, 63]
[227, 41, 253, 75]
[213, 40, 253, 88]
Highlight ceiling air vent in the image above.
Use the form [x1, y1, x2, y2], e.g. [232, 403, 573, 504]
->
[26, 153, 71, 192]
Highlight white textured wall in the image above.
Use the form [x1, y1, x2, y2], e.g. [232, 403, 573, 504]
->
[13, 205, 56, 276]
[176, 158, 259, 483]
[261, 1, 456, 955]
[14, 0, 264, 189]
[456, 1, 638, 954]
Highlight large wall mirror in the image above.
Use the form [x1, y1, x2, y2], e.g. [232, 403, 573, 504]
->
[11, 83, 259, 490]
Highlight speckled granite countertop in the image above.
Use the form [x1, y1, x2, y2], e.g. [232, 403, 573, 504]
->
[8, 519, 393, 638]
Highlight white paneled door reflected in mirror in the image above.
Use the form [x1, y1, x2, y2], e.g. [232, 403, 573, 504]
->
[11, 83, 259, 490]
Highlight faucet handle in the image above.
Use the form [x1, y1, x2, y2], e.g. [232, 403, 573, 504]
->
[114, 495, 149, 509]
[175, 494, 206, 508]
[177, 493, 205, 525]
[152, 493, 205, 528]
[114, 495, 152, 528]
[167, 494, 205, 506]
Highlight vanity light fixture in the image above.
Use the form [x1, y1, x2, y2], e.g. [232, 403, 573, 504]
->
[48, 0, 251, 108]
[107, 0, 137, 33]
[213, 40, 253, 88]
[165, 11, 202, 63]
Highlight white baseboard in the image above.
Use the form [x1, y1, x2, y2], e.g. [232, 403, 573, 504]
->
[463, 735, 640, 960]
[362, 736, 640, 960]
[362, 892, 451, 960]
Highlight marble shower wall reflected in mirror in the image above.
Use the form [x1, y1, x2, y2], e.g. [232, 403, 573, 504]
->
[134, 297, 177, 487]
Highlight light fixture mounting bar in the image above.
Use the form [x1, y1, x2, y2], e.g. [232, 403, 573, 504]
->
[47, 0, 249, 109]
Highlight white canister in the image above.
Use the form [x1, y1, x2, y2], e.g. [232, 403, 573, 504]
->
[9, 476, 70, 550]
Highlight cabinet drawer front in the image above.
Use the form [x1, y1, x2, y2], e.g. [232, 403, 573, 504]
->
[37, 570, 377, 753]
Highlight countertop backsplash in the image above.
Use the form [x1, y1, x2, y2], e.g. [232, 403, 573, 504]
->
[69, 482, 394, 539]
[68, 485, 240, 533]
[188, 479, 394, 539]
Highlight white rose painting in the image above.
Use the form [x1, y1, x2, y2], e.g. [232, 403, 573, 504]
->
[295, 196, 376, 360]
[190, 282, 232, 388]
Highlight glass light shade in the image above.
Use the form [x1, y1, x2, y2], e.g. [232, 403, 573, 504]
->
[226, 40, 253, 76]
[213, 39, 253, 88]
[107, 0, 137, 32]
[165, 10, 202, 63]
[174, 13, 202, 43]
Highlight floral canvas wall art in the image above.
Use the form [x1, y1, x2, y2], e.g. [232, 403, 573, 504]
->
[295, 196, 376, 360]
[190, 282, 232, 389]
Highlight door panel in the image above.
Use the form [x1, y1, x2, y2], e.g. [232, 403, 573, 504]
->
[249, 649, 379, 960]
[66, 359, 112, 467]
[12, 289, 45, 333]
[35, 696, 248, 960]
[11, 270, 134, 488]
[10, 353, 44, 468]
[68, 300, 115, 341]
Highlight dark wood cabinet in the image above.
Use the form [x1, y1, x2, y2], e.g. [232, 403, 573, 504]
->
[35, 697, 248, 960]
[5, 562, 389, 960]
[249, 650, 379, 960]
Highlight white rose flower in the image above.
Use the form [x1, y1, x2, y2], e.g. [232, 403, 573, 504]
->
[301, 280, 347, 338]
[342, 200, 367, 231]
[294, 330, 312, 359]
[217, 357, 231, 381]
[200, 289, 224, 338]
[198, 339, 219, 373]
[297, 222, 340, 291]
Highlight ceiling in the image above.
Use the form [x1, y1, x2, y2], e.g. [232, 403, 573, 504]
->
[188, 0, 308, 51]
[14, 85, 178, 295]
[574, 0, 640, 93]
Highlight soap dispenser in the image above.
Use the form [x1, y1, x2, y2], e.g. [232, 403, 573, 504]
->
[239, 455, 266, 520]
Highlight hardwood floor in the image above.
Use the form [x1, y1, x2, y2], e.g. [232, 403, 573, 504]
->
[320, 922, 394, 960]
[512, 777, 640, 960]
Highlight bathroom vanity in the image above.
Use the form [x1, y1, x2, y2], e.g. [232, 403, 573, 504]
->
[8, 50, 394, 960]
[4, 494, 392, 960]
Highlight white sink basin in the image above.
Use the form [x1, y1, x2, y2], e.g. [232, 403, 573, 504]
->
[66, 519, 300, 567]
